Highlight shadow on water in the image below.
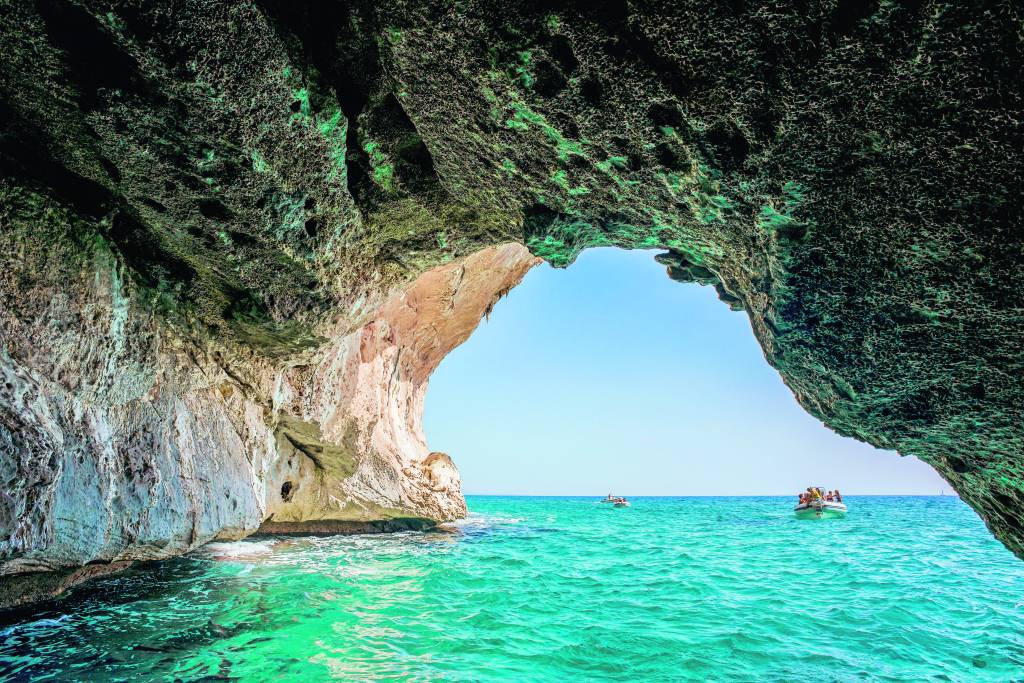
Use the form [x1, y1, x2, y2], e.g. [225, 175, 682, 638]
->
[0, 557, 266, 679]
[2, 556, 206, 621]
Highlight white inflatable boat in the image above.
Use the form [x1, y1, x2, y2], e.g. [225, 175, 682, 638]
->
[794, 500, 847, 519]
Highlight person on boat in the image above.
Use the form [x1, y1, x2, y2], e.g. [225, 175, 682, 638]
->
[825, 490, 834, 502]
[834, 489, 843, 503]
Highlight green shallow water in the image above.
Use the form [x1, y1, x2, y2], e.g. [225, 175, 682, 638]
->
[2, 496, 1024, 681]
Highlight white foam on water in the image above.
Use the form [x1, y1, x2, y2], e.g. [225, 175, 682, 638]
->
[449, 512, 525, 531]
[197, 539, 280, 562]
[0, 614, 69, 637]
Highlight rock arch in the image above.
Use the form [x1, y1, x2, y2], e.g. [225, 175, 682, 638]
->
[0, 0, 1020, 605]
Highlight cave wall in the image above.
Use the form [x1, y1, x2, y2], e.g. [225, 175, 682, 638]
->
[1, 0, 1022, 601]
[0, 176, 535, 600]
[0, 0, 535, 600]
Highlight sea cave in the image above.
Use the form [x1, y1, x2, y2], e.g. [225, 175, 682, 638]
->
[0, 0, 1021, 620]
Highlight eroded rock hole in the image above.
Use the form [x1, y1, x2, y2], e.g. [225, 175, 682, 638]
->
[830, 0, 879, 37]
[227, 230, 256, 247]
[533, 59, 568, 98]
[580, 77, 604, 107]
[35, 0, 147, 113]
[140, 197, 167, 213]
[701, 121, 750, 173]
[99, 157, 121, 183]
[547, 35, 578, 74]
[648, 101, 684, 130]
[198, 198, 232, 221]
[654, 142, 688, 170]
[281, 481, 295, 502]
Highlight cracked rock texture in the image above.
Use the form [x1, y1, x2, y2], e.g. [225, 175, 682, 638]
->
[0, 0, 1022, 602]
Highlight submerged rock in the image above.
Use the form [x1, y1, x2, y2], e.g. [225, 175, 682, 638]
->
[0, 1, 1021, 604]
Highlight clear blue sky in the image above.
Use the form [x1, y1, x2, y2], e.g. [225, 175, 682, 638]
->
[424, 248, 950, 496]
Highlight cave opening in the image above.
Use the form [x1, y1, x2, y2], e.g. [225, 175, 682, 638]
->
[424, 248, 947, 497]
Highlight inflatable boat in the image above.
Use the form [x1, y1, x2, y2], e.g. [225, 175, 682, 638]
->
[794, 500, 847, 519]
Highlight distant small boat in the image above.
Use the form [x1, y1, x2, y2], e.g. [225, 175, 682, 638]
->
[613, 499, 630, 508]
[794, 500, 847, 519]
[600, 494, 617, 503]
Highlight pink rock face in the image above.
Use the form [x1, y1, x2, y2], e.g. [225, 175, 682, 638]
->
[265, 243, 539, 527]
[0, 236, 537, 584]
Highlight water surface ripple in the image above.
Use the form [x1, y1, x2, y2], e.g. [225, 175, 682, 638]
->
[2, 496, 1023, 681]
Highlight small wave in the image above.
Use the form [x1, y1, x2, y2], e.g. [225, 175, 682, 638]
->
[0, 614, 70, 637]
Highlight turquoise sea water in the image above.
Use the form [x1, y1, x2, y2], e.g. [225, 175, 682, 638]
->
[2, 496, 1023, 681]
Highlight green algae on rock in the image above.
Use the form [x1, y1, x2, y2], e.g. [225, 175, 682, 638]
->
[0, 0, 1022, 604]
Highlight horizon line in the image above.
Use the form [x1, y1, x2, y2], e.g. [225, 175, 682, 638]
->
[462, 492, 957, 498]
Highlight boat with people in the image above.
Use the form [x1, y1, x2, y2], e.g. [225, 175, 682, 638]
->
[794, 487, 847, 519]
[601, 494, 630, 507]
